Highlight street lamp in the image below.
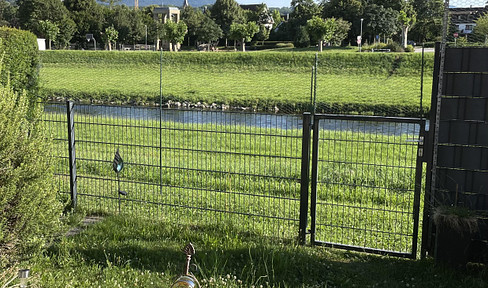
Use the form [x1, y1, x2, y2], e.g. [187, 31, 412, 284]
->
[359, 18, 364, 52]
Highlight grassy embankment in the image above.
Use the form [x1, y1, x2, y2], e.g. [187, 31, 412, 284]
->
[39, 50, 434, 116]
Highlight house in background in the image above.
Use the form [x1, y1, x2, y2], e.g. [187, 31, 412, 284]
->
[450, 6, 488, 37]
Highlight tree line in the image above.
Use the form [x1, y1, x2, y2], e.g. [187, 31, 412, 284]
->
[0, 0, 446, 50]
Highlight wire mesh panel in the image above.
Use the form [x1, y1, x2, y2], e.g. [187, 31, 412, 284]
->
[44, 102, 303, 241]
[310, 115, 424, 257]
[42, 103, 71, 200]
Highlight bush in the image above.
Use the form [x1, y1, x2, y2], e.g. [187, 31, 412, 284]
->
[0, 72, 62, 268]
[385, 41, 404, 52]
[405, 45, 415, 52]
[0, 27, 40, 96]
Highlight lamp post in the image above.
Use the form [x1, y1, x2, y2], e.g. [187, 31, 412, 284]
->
[359, 18, 364, 52]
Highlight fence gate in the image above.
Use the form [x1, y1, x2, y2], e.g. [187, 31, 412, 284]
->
[308, 114, 426, 258]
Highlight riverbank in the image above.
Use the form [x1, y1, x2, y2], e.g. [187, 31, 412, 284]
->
[39, 51, 433, 117]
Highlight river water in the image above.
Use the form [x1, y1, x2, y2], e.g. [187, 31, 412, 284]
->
[44, 103, 426, 136]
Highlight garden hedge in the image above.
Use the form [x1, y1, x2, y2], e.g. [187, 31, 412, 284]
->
[0, 27, 40, 95]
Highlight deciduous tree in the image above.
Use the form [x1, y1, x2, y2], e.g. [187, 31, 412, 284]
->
[38, 20, 59, 49]
[398, 3, 416, 48]
[475, 12, 488, 45]
[162, 20, 187, 51]
[17, 0, 75, 48]
[409, 0, 443, 43]
[104, 25, 118, 50]
[210, 0, 244, 46]
[195, 15, 223, 47]
[306, 16, 336, 51]
[64, 0, 105, 48]
[229, 21, 258, 51]
[364, 4, 399, 42]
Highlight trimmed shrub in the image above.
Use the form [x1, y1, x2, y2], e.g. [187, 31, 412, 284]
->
[405, 45, 415, 52]
[0, 27, 40, 96]
[0, 72, 62, 268]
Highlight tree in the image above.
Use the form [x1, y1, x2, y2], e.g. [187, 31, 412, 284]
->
[246, 4, 274, 44]
[162, 20, 187, 51]
[364, 4, 399, 42]
[331, 17, 351, 46]
[105, 5, 131, 44]
[290, 0, 321, 25]
[398, 7, 416, 48]
[322, 0, 362, 22]
[271, 9, 282, 30]
[229, 21, 258, 51]
[195, 15, 223, 48]
[475, 12, 488, 45]
[182, 6, 205, 46]
[306, 16, 336, 52]
[55, 16, 76, 49]
[321, 0, 362, 44]
[409, 0, 443, 43]
[0, 0, 18, 27]
[17, 0, 75, 48]
[64, 0, 105, 48]
[38, 20, 59, 49]
[104, 25, 118, 50]
[210, 0, 244, 46]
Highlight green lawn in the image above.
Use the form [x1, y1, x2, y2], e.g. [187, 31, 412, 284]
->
[15, 213, 487, 287]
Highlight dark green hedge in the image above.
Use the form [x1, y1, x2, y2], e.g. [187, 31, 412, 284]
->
[0, 27, 40, 95]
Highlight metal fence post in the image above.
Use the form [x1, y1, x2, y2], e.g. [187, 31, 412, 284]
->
[299, 112, 312, 245]
[67, 101, 77, 210]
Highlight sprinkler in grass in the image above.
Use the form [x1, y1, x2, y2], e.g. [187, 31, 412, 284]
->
[171, 243, 201, 288]
[112, 149, 127, 213]
[2, 269, 30, 288]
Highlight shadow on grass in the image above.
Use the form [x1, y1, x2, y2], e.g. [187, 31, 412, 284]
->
[44, 214, 488, 287]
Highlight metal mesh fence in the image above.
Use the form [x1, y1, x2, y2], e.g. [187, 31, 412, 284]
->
[42, 102, 303, 241]
[311, 115, 424, 257]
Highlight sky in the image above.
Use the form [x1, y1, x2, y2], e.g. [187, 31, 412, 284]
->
[237, 0, 291, 8]
[236, 0, 488, 9]
[450, 0, 487, 7]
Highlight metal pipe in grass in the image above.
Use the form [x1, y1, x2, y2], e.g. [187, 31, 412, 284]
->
[171, 243, 201, 288]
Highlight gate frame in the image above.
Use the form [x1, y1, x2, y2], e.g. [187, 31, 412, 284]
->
[306, 114, 426, 259]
